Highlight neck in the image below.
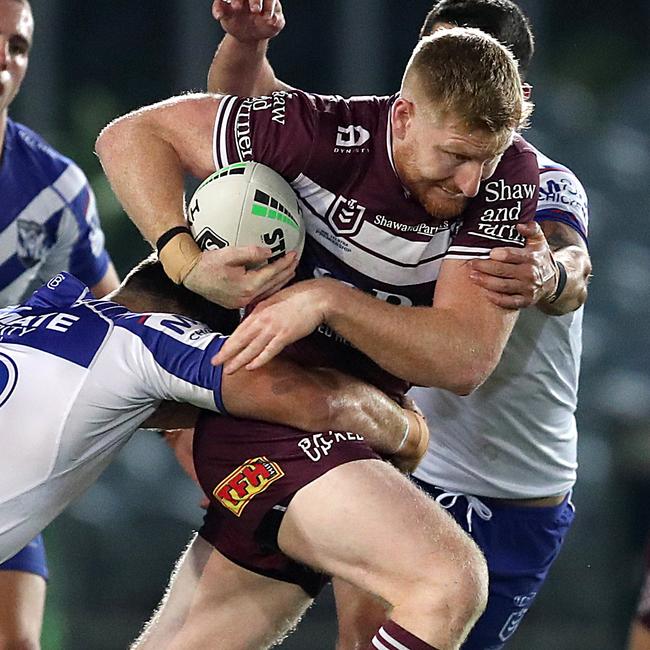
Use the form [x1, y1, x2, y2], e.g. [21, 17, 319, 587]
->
[107, 286, 184, 317]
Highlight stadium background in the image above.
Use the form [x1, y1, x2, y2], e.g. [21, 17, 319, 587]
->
[11, 1, 650, 648]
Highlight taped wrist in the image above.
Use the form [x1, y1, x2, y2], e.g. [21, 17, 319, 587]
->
[157, 227, 202, 285]
[396, 410, 429, 459]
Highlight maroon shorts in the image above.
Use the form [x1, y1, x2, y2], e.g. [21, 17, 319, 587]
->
[193, 412, 379, 597]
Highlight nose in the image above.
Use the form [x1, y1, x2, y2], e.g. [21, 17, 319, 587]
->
[454, 161, 484, 198]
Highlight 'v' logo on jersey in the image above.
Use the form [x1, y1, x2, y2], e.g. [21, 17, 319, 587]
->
[327, 196, 366, 236]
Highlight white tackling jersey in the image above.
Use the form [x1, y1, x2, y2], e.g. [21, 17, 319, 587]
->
[411, 147, 589, 498]
[0, 273, 229, 562]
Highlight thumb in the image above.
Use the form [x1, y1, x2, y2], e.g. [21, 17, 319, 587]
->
[224, 245, 272, 267]
[516, 221, 544, 241]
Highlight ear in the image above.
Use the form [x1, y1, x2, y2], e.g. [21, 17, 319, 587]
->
[391, 98, 414, 141]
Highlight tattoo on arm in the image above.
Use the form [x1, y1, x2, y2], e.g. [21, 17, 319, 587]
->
[540, 220, 584, 252]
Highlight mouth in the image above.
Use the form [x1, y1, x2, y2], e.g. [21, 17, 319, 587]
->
[437, 185, 463, 198]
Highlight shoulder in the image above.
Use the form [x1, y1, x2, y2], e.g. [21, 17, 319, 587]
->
[8, 119, 70, 172]
[8, 119, 90, 194]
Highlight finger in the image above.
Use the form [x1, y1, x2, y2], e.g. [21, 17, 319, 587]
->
[210, 316, 258, 366]
[470, 258, 525, 278]
[223, 245, 273, 267]
[223, 332, 275, 374]
[269, 0, 278, 16]
[253, 269, 297, 302]
[248, 0, 263, 12]
[469, 272, 523, 295]
[517, 221, 544, 241]
[243, 336, 287, 371]
[244, 251, 298, 290]
[211, 325, 258, 367]
[481, 289, 528, 310]
[212, 0, 230, 19]
[489, 246, 529, 263]
[261, 0, 274, 15]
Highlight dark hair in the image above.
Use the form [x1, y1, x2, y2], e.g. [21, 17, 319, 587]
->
[121, 256, 241, 335]
[420, 0, 534, 78]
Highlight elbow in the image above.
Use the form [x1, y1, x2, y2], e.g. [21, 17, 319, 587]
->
[442, 373, 485, 396]
[95, 118, 127, 166]
[418, 356, 499, 396]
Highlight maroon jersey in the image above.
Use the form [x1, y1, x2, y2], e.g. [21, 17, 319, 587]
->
[213, 91, 539, 397]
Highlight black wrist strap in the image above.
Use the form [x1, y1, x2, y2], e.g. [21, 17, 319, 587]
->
[548, 261, 568, 303]
[156, 226, 192, 254]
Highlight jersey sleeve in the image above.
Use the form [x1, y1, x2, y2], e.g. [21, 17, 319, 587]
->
[36, 163, 111, 288]
[445, 143, 540, 261]
[536, 167, 589, 243]
[118, 313, 230, 414]
[212, 91, 319, 179]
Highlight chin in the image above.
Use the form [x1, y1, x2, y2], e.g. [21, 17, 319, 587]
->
[418, 192, 467, 220]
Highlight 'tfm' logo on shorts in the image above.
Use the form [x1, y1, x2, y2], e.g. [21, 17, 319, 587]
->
[213, 457, 285, 517]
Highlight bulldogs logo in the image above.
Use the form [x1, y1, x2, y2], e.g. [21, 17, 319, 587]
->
[16, 219, 47, 268]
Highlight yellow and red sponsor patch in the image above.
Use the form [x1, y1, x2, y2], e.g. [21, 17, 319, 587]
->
[213, 457, 285, 517]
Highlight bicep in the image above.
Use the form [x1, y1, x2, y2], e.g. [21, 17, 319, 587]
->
[100, 94, 220, 181]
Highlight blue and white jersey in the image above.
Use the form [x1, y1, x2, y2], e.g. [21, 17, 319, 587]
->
[412, 147, 589, 499]
[0, 273, 228, 562]
[0, 118, 111, 306]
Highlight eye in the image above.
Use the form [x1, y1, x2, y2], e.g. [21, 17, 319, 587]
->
[446, 151, 469, 163]
[9, 39, 29, 56]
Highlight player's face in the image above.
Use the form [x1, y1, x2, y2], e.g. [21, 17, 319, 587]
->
[0, 0, 33, 116]
[391, 98, 507, 220]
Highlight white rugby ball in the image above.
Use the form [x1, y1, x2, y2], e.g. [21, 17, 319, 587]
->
[187, 161, 304, 263]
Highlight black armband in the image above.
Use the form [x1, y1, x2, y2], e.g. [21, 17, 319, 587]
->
[156, 226, 192, 254]
[548, 261, 568, 304]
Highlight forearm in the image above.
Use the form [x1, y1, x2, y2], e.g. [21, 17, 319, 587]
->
[538, 244, 591, 316]
[208, 34, 285, 96]
[323, 281, 516, 393]
[321, 370, 409, 456]
[223, 360, 409, 456]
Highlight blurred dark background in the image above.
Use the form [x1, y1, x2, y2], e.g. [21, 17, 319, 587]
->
[10, 1, 650, 648]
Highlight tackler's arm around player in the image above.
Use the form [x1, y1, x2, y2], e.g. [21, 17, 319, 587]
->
[209, 0, 290, 97]
[468, 220, 591, 313]
[220, 351, 428, 471]
[96, 94, 297, 309]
